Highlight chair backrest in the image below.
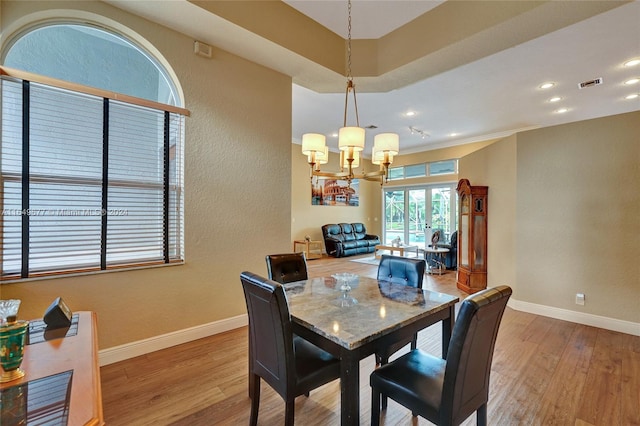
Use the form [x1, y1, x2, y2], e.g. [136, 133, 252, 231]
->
[449, 230, 458, 249]
[266, 253, 308, 284]
[441, 285, 512, 425]
[377, 255, 426, 288]
[240, 271, 295, 398]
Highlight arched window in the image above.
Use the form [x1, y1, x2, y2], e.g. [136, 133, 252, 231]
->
[4, 23, 179, 106]
[1, 22, 186, 280]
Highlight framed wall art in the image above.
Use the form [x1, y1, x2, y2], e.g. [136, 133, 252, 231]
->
[311, 179, 359, 206]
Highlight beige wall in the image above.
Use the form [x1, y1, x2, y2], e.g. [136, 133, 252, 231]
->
[458, 135, 518, 296]
[460, 111, 640, 323]
[515, 111, 639, 323]
[291, 140, 498, 246]
[1, 1, 293, 348]
[291, 147, 382, 243]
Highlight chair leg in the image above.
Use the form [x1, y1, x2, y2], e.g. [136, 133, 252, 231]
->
[371, 387, 381, 426]
[249, 375, 260, 426]
[410, 333, 418, 350]
[285, 398, 295, 426]
[477, 403, 487, 426]
[382, 394, 388, 410]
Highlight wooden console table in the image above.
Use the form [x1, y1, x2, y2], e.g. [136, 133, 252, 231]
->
[0, 311, 104, 425]
[293, 239, 323, 259]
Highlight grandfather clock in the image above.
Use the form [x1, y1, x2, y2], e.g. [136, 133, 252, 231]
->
[456, 179, 488, 293]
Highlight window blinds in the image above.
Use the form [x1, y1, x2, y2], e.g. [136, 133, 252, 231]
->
[1, 77, 184, 279]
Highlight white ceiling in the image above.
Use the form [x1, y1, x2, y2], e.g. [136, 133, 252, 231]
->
[106, 0, 640, 155]
[284, 0, 446, 39]
[288, 0, 640, 153]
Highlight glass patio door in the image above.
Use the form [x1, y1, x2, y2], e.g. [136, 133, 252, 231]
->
[383, 184, 457, 247]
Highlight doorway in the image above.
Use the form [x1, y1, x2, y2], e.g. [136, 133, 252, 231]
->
[383, 184, 457, 246]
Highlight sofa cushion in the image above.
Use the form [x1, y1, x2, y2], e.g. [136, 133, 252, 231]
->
[340, 223, 355, 241]
[324, 224, 344, 241]
[352, 223, 367, 240]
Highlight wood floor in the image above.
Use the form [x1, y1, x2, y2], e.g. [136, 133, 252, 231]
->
[100, 255, 640, 425]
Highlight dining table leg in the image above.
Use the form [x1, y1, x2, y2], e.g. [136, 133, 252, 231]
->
[340, 348, 360, 425]
[442, 304, 455, 358]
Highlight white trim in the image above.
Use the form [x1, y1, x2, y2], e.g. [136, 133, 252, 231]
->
[508, 298, 640, 337]
[98, 314, 248, 366]
[98, 300, 640, 366]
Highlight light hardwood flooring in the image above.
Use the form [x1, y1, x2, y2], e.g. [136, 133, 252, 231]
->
[101, 255, 640, 425]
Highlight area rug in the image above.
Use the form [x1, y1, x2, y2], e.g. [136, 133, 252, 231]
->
[349, 256, 380, 266]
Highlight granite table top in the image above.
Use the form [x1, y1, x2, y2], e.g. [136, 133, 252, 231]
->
[284, 276, 458, 351]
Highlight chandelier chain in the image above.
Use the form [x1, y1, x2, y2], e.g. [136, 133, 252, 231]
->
[343, 0, 359, 127]
[347, 0, 352, 81]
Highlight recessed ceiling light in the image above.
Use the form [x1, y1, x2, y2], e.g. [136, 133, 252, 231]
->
[624, 59, 640, 67]
[555, 108, 569, 114]
[449, 133, 458, 137]
[624, 78, 640, 85]
[405, 111, 416, 117]
[548, 96, 562, 103]
[539, 82, 555, 89]
[625, 93, 639, 100]
[331, 132, 338, 138]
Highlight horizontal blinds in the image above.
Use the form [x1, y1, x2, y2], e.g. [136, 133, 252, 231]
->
[1, 76, 185, 280]
[1, 79, 23, 276]
[29, 84, 103, 273]
[107, 102, 164, 265]
[167, 112, 184, 259]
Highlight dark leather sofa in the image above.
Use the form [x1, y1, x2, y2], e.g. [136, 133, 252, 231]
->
[322, 223, 380, 258]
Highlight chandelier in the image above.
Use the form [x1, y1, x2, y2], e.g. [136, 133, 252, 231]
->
[301, 0, 399, 186]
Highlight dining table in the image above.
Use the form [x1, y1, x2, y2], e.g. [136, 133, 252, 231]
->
[283, 275, 459, 426]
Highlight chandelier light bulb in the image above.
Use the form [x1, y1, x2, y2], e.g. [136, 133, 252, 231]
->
[342, 150, 360, 169]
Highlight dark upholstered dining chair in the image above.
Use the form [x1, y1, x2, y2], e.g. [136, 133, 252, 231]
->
[240, 271, 340, 426]
[370, 285, 512, 426]
[266, 253, 308, 284]
[375, 255, 426, 366]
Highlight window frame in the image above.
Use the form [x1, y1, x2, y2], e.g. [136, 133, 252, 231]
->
[0, 67, 188, 282]
[388, 159, 458, 181]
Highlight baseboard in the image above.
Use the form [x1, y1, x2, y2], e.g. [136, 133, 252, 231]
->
[98, 300, 638, 366]
[98, 314, 248, 366]
[508, 298, 640, 336]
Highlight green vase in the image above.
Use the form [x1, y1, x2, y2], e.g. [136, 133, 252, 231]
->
[0, 320, 29, 383]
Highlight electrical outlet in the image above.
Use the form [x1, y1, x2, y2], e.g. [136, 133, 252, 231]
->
[575, 293, 585, 306]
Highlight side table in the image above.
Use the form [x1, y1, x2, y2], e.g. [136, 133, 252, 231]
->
[422, 247, 450, 275]
[293, 239, 323, 260]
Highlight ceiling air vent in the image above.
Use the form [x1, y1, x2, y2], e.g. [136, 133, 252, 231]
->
[578, 77, 603, 89]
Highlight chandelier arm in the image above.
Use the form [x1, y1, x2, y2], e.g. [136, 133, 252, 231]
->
[352, 84, 360, 127]
[311, 170, 352, 179]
